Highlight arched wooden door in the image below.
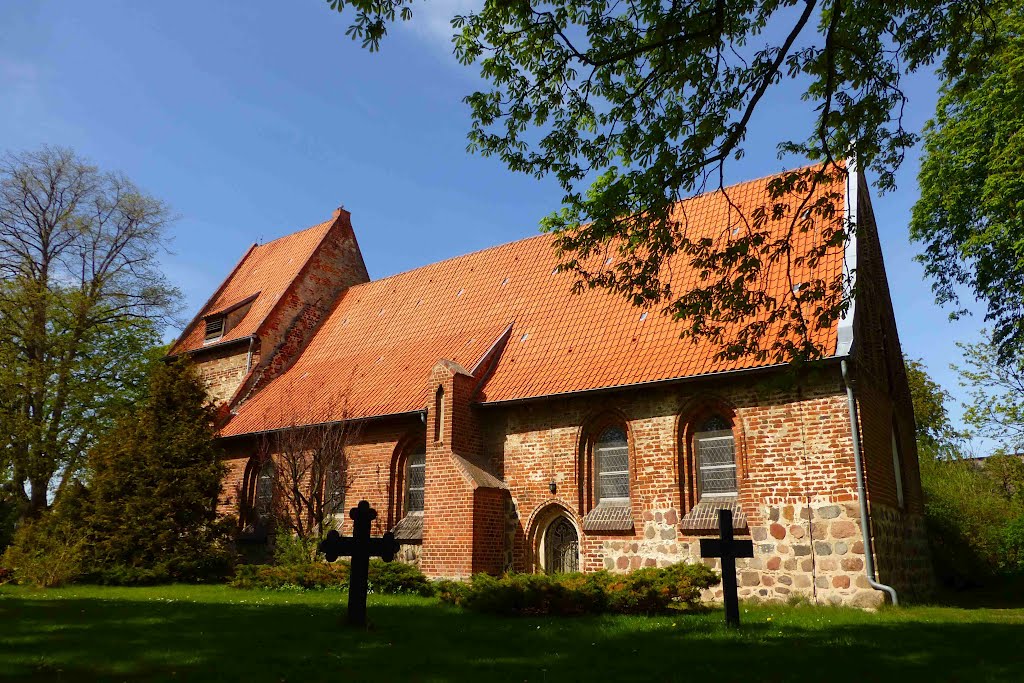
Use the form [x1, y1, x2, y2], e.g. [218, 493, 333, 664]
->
[544, 516, 579, 573]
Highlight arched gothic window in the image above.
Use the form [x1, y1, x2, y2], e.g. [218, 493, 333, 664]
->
[404, 449, 426, 515]
[693, 414, 737, 499]
[255, 458, 275, 516]
[580, 420, 634, 533]
[324, 460, 346, 517]
[891, 415, 905, 508]
[595, 426, 630, 503]
[391, 442, 426, 543]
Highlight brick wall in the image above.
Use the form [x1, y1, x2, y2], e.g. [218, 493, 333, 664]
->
[233, 211, 369, 407]
[480, 368, 910, 606]
[846, 173, 933, 596]
[213, 361, 928, 605]
[193, 342, 257, 406]
[420, 362, 478, 578]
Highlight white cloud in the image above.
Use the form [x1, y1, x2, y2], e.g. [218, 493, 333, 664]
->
[403, 0, 483, 57]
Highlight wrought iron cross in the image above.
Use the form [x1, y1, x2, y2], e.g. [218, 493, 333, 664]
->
[318, 500, 400, 627]
[699, 508, 754, 628]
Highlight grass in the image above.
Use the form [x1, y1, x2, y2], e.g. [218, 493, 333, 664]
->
[2, 585, 1024, 682]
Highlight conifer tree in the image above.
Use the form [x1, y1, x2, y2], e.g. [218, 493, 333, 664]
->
[82, 359, 229, 582]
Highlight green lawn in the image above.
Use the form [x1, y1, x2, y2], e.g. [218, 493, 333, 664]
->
[2, 585, 1023, 682]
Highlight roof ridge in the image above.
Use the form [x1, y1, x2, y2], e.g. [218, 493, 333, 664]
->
[345, 163, 831, 292]
[353, 232, 551, 291]
[255, 214, 335, 249]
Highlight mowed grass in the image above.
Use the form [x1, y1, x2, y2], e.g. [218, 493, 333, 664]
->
[2, 585, 1023, 682]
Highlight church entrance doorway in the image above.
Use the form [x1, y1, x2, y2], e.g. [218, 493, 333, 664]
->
[543, 515, 579, 573]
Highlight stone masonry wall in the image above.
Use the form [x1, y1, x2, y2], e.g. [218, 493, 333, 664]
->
[871, 503, 932, 601]
[481, 368, 922, 606]
[213, 354, 929, 606]
[193, 342, 257, 406]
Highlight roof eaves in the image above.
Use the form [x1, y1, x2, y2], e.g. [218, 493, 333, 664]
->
[217, 408, 426, 441]
[179, 334, 257, 357]
[475, 357, 845, 408]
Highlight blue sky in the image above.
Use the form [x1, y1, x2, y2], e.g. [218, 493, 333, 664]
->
[0, 1, 989, 441]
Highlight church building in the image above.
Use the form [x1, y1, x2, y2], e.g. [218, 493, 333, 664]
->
[169, 165, 931, 607]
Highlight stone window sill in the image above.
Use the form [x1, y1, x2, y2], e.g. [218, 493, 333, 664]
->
[679, 499, 748, 533]
[391, 512, 423, 542]
[582, 503, 634, 533]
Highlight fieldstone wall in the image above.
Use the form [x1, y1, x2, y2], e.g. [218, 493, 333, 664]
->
[594, 502, 891, 608]
[871, 503, 933, 601]
[597, 508, 683, 570]
[396, 542, 422, 568]
[729, 502, 882, 608]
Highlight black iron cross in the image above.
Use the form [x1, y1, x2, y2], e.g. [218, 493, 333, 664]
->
[699, 508, 754, 628]
[318, 500, 400, 627]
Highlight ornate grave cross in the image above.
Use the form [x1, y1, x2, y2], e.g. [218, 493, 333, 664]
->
[699, 508, 754, 628]
[319, 500, 400, 627]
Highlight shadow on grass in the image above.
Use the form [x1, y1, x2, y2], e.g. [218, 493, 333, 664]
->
[2, 590, 1023, 682]
[930, 575, 1024, 610]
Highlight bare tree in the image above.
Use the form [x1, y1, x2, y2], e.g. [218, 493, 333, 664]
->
[257, 418, 358, 541]
[0, 146, 180, 519]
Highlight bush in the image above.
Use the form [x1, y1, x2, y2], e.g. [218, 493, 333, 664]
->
[368, 559, 434, 596]
[79, 359, 232, 585]
[438, 563, 718, 616]
[229, 559, 433, 595]
[1, 513, 84, 587]
[1001, 514, 1024, 573]
[272, 530, 320, 567]
[920, 456, 1024, 586]
[80, 553, 235, 586]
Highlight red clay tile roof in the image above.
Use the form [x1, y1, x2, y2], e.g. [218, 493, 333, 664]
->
[220, 168, 848, 437]
[170, 217, 338, 355]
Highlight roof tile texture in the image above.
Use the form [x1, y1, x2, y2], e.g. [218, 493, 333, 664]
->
[221, 170, 846, 437]
[171, 218, 337, 354]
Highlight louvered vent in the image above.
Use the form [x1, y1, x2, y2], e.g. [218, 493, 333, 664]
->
[204, 317, 225, 342]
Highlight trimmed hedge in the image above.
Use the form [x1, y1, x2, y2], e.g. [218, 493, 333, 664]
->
[229, 559, 433, 596]
[436, 563, 719, 616]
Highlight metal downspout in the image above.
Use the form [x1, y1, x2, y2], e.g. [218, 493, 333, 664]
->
[841, 359, 899, 606]
[245, 336, 256, 374]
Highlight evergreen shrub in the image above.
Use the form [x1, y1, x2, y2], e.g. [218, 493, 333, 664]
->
[1, 513, 84, 587]
[436, 562, 718, 616]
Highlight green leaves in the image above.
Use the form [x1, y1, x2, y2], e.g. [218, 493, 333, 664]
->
[955, 330, 1024, 455]
[322, 0, 999, 362]
[0, 146, 179, 519]
[904, 355, 964, 459]
[82, 359, 228, 580]
[912, 5, 1024, 363]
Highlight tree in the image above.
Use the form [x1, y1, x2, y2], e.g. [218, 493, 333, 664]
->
[81, 359, 230, 582]
[0, 146, 179, 519]
[904, 356, 962, 459]
[911, 4, 1024, 364]
[253, 399, 358, 543]
[325, 0, 999, 362]
[956, 331, 1024, 454]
